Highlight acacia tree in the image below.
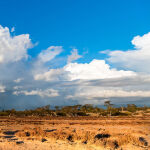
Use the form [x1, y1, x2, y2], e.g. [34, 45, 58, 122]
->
[127, 104, 137, 112]
[104, 100, 113, 116]
[55, 106, 60, 111]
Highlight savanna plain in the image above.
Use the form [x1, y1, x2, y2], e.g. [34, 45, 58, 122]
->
[0, 115, 150, 150]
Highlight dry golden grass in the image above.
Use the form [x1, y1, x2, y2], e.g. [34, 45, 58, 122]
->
[0, 116, 150, 150]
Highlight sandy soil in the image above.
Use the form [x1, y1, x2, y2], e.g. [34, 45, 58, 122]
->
[0, 116, 150, 150]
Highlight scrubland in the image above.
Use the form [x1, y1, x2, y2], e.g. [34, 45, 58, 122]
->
[0, 116, 150, 150]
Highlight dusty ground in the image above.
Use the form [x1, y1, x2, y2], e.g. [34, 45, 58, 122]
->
[0, 116, 150, 150]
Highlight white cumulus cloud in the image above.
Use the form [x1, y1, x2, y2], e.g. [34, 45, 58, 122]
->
[65, 59, 136, 80]
[0, 25, 33, 64]
[34, 59, 136, 82]
[107, 32, 150, 73]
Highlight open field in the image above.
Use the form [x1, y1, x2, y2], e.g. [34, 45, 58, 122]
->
[0, 116, 150, 150]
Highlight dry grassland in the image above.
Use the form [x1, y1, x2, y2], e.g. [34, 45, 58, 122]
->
[0, 116, 150, 150]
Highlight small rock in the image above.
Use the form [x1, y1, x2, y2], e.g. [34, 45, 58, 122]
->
[106, 140, 119, 149]
[139, 137, 148, 146]
[25, 132, 30, 137]
[113, 140, 119, 149]
[83, 140, 87, 144]
[16, 141, 24, 144]
[67, 135, 73, 142]
[41, 138, 47, 142]
[95, 133, 110, 139]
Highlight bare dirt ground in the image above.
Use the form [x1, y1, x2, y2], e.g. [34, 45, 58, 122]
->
[0, 116, 150, 150]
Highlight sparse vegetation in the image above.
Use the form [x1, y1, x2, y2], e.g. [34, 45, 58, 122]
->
[0, 103, 149, 117]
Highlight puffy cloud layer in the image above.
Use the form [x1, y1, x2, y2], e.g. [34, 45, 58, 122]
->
[107, 32, 150, 73]
[34, 68, 67, 81]
[65, 59, 136, 80]
[67, 88, 150, 99]
[35, 59, 136, 81]
[0, 25, 33, 63]
[13, 88, 59, 98]
[0, 24, 150, 109]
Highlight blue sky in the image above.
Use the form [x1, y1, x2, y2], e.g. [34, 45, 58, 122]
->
[0, 0, 150, 109]
[1, 0, 150, 60]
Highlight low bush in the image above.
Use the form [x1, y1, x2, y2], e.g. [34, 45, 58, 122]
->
[56, 112, 67, 116]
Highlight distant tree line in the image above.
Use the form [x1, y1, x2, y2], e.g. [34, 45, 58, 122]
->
[0, 102, 149, 117]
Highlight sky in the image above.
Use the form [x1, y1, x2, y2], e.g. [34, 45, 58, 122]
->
[0, 0, 150, 109]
